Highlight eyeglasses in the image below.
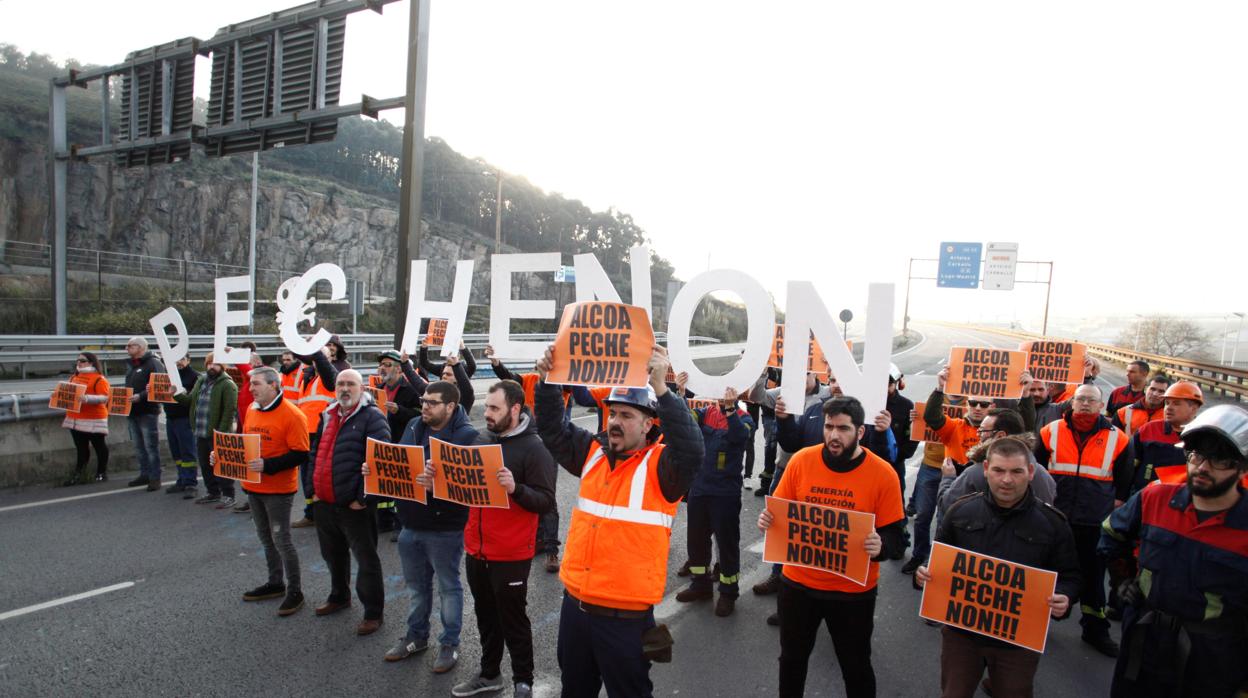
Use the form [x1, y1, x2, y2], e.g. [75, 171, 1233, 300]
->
[420, 398, 445, 407]
[1185, 450, 1240, 472]
[967, 400, 993, 408]
[1072, 396, 1100, 404]
[977, 427, 997, 437]
[76, 358, 89, 364]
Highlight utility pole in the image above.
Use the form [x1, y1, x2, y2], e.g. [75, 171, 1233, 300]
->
[494, 169, 503, 253]
[394, 0, 432, 339]
[248, 151, 258, 331]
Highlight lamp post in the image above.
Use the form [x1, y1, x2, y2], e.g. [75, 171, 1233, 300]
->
[1231, 312, 1246, 367]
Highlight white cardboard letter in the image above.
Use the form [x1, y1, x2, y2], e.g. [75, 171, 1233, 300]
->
[573, 245, 653, 320]
[399, 259, 474, 356]
[489, 252, 561, 360]
[149, 307, 189, 392]
[278, 263, 347, 356]
[214, 275, 252, 365]
[666, 269, 773, 397]
[781, 282, 894, 418]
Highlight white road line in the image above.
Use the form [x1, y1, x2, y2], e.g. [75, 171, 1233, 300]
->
[914, 370, 925, 376]
[889, 329, 928, 359]
[0, 480, 176, 514]
[0, 581, 137, 622]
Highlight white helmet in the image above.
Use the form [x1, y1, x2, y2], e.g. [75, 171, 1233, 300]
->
[1180, 405, 1248, 460]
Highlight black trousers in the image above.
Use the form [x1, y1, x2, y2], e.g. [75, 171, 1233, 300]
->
[686, 495, 741, 595]
[778, 580, 877, 698]
[70, 429, 109, 475]
[744, 403, 761, 478]
[557, 593, 655, 698]
[1072, 523, 1109, 635]
[466, 556, 534, 685]
[197, 437, 234, 497]
[313, 500, 384, 620]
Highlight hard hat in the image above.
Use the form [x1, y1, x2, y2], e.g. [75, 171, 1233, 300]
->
[603, 386, 658, 416]
[1180, 405, 1248, 460]
[1163, 381, 1204, 406]
[889, 363, 903, 383]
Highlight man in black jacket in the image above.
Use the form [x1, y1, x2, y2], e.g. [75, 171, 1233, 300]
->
[306, 368, 391, 636]
[123, 336, 166, 491]
[374, 350, 426, 535]
[917, 437, 1080, 698]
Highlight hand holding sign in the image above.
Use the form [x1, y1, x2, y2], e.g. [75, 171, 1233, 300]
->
[363, 438, 426, 503]
[48, 382, 86, 412]
[945, 347, 1027, 399]
[108, 387, 133, 416]
[761, 496, 876, 586]
[1019, 340, 1087, 385]
[213, 431, 262, 483]
[647, 344, 671, 396]
[430, 438, 510, 508]
[497, 466, 516, 494]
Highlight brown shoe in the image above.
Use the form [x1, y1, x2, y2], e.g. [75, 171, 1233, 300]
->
[752, 574, 781, 596]
[356, 618, 383, 636]
[544, 552, 560, 574]
[292, 517, 314, 529]
[315, 599, 351, 616]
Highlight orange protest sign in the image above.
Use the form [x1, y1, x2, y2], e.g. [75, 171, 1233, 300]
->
[364, 437, 426, 503]
[212, 430, 262, 483]
[425, 318, 449, 347]
[766, 325, 849, 376]
[147, 373, 177, 403]
[369, 373, 385, 388]
[48, 381, 86, 412]
[1020, 340, 1086, 386]
[686, 397, 719, 411]
[762, 496, 876, 586]
[108, 387, 133, 416]
[919, 542, 1058, 653]
[911, 401, 969, 441]
[547, 301, 654, 388]
[366, 385, 388, 412]
[945, 347, 1027, 399]
[429, 437, 510, 508]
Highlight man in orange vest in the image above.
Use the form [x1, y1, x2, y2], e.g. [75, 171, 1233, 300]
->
[291, 348, 338, 528]
[1130, 381, 1202, 492]
[1113, 374, 1170, 439]
[1035, 383, 1133, 657]
[278, 351, 302, 402]
[758, 395, 907, 697]
[211, 366, 310, 616]
[533, 343, 704, 698]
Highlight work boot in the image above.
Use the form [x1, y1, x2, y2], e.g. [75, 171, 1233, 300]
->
[127, 476, 149, 488]
[544, 552, 560, 574]
[752, 574, 781, 596]
[675, 584, 713, 603]
[715, 595, 736, 617]
[766, 612, 779, 627]
[900, 556, 923, 575]
[1081, 631, 1119, 657]
[145, 481, 161, 492]
[292, 517, 314, 529]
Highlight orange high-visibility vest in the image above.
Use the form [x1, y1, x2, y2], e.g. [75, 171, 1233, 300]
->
[280, 369, 303, 402]
[1041, 420, 1127, 482]
[1117, 403, 1164, 439]
[297, 371, 335, 434]
[560, 441, 679, 610]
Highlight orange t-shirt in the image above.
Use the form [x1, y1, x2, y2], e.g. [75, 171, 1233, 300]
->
[933, 418, 980, 464]
[774, 444, 904, 593]
[242, 397, 310, 495]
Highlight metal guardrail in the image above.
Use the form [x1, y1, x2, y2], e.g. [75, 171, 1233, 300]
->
[954, 324, 1247, 402]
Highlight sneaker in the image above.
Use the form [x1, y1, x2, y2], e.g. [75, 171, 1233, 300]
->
[675, 586, 713, 603]
[450, 674, 504, 696]
[195, 494, 220, 505]
[292, 517, 315, 529]
[544, 552, 560, 574]
[384, 637, 430, 662]
[215, 496, 236, 510]
[233, 501, 251, 514]
[242, 582, 286, 601]
[165, 484, 189, 494]
[1081, 632, 1119, 657]
[277, 591, 304, 616]
[127, 476, 150, 488]
[900, 556, 923, 575]
[145, 481, 161, 492]
[94, 473, 108, 482]
[432, 644, 459, 674]
[766, 612, 779, 627]
[715, 595, 736, 617]
[752, 575, 781, 596]
[513, 683, 532, 698]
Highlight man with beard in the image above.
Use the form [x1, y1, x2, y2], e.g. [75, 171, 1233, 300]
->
[758, 396, 906, 698]
[534, 344, 703, 698]
[1099, 405, 1248, 698]
[1113, 374, 1170, 439]
[1036, 384, 1133, 657]
[451, 380, 556, 698]
[1130, 381, 1202, 492]
[173, 353, 239, 506]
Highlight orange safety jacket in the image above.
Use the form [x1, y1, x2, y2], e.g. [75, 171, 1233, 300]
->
[560, 441, 679, 611]
[1117, 402, 1164, 439]
[297, 371, 335, 434]
[280, 369, 303, 402]
[1042, 419, 1126, 482]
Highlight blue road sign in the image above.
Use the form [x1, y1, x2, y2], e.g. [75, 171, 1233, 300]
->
[937, 242, 982, 288]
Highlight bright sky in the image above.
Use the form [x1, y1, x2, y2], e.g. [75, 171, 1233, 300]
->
[4, 0, 1246, 329]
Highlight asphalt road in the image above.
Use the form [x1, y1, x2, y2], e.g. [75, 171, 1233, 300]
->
[0, 323, 1123, 697]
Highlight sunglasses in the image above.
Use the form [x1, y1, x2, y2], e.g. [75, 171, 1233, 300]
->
[967, 400, 993, 408]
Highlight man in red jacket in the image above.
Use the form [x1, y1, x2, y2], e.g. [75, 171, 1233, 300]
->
[452, 380, 557, 698]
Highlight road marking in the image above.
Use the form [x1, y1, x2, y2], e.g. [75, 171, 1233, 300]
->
[0, 581, 138, 622]
[0, 480, 176, 514]
[889, 329, 928, 359]
[914, 370, 925, 376]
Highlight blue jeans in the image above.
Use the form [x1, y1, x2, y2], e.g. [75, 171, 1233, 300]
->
[912, 465, 942, 562]
[397, 528, 464, 647]
[165, 416, 197, 485]
[127, 413, 161, 480]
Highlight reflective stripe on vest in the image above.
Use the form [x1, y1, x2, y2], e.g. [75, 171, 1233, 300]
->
[1047, 420, 1120, 481]
[576, 448, 673, 529]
